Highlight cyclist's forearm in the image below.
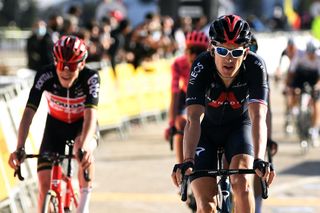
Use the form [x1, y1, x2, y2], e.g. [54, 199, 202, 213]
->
[249, 103, 268, 159]
[183, 105, 204, 160]
[79, 108, 97, 149]
[17, 107, 36, 149]
[183, 121, 200, 160]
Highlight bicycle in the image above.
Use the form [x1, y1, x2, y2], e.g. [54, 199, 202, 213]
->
[180, 147, 268, 213]
[14, 140, 90, 213]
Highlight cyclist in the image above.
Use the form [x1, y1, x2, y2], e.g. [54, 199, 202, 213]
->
[249, 34, 278, 213]
[285, 40, 320, 147]
[171, 15, 275, 212]
[165, 31, 209, 163]
[8, 35, 100, 213]
[275, 38, 303, 133]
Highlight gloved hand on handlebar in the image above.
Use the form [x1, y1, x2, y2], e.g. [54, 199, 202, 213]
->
[171, 160, 194, 187]
[8, 147, 26, 170]
[253, 158, 275, 186]
[164, 121, 176, 141]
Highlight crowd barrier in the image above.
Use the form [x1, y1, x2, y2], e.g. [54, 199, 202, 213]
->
[0, 58, 173, 212]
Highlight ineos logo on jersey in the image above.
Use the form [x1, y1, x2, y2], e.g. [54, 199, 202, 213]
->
[208, 91, 243, 109]
[189, 62, 204, 85]
[35, 72, 53, 90]
[87, 74, 99, 98]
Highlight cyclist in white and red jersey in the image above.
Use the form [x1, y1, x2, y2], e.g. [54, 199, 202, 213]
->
[8, 35, 100, 213]
[165, 31, 209, 163]
[171, 15, 275, 212]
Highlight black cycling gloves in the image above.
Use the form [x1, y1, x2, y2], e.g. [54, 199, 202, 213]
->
[172, 161, 194, 175]
[253, 158, 274, 175]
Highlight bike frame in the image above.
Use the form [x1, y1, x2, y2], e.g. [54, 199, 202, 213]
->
[50, 158, 78, 212]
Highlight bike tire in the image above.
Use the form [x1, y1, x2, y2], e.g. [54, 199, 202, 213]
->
[42, 190, 59, 213]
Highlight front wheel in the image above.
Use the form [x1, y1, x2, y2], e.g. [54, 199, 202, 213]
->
[42, 190, 59, 213]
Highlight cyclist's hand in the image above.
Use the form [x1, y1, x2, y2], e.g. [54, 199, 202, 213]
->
[171, 160, 194, 187]
[267, 138, 278, 156]
[253, 158, 275, 186]
[164, 125, 176, 141]
[77, 149, 94, 170]
[8, 147, 26, 170]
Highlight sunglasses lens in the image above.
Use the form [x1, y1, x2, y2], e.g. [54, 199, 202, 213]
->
[232, 49, 244, 57]
[216, 47, 228, 56]
[56, 61, 64, 71]
[56, 61, 79, 72]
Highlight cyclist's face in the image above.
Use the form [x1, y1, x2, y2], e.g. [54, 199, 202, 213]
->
[56, 61, 84, 88]
[213, 43, 247, 79]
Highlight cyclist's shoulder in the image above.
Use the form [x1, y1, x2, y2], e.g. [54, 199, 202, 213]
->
[79, 67, 100, 80]
[33, 64, 56, 85]
[243, 52, 267, 72]
[192, 51, 213, 68]
[174, 55, 188, 64]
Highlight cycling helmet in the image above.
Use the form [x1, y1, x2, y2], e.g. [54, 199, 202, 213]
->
[53, 35, 88, 63]
[306, 40, 316, 53]
[185, 31, 209, 49]
[209, 15, 252, 46]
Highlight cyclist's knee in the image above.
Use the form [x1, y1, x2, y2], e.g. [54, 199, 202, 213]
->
[195, 200, 216, 213]
[37, 170, 51, 195]
[230, 174, 251, 196]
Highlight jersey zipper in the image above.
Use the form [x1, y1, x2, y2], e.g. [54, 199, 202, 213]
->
[67, 89, 71, 123]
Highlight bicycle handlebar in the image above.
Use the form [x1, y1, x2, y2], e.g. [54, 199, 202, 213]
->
[14, 152, 91, 182]
[180, 169, 268, 201]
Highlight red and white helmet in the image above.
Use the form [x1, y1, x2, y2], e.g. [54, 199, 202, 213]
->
[53, 35, 88, 63]
[185, 31, 209, 49]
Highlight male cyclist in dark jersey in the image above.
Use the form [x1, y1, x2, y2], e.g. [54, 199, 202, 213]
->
[165, 31, 209, 163]
[171, 15, 275, 212]
[8, 35, 100, 213]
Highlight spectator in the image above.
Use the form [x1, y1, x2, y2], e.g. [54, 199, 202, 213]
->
[47, 14, 64, 43]
[108, 18, 134, 72]
[26, 20, 54, 72]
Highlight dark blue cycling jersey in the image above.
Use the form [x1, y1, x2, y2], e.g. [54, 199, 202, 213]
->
[186, 51, 269, 125]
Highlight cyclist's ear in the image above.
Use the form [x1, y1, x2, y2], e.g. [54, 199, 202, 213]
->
[79, 61, 86, 70]
[243, 48, 249, 60]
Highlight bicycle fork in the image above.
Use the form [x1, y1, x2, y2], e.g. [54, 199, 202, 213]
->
[217, 148, 232, 213]
[51, 164, 63, 211]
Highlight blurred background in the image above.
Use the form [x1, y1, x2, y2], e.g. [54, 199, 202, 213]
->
[0, 0, 320, 213]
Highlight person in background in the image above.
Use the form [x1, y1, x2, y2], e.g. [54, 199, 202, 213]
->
[285, 40, 320, 147]
[275, 38, 303, 134]
[26, 20, 54, 72]
[47, 14, 64, 43]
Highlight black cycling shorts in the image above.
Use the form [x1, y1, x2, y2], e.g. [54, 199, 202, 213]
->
[37, 114, 99, 171]
[291, 69, 320, 100]
[190, 119, 254, 182]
